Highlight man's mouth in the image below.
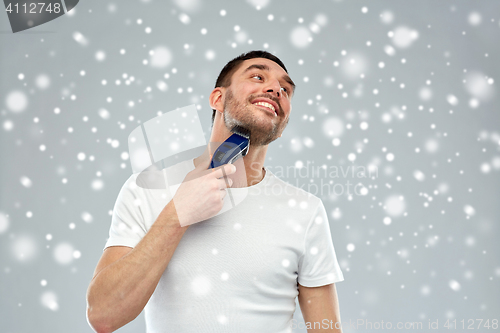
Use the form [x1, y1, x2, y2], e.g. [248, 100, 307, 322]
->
[252, 101, 278, 117]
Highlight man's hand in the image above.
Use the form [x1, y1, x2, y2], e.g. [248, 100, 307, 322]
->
[171, 154, 236, 226]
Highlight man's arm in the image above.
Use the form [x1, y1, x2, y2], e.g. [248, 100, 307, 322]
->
[298, 283, 342, 333]
[86, 158, 235, 333]
[86, 202, 187, 333]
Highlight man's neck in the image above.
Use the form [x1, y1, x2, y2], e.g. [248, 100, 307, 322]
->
[193, 144, 267, 188]
[203, 117, 270, 187]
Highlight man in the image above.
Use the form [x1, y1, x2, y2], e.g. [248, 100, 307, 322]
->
[86, 50, 344, 333]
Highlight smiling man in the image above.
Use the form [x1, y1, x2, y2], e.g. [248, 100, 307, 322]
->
[87, 50, 344, 333]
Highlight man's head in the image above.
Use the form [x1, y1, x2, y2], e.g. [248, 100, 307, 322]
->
[210, 50, 295, 146]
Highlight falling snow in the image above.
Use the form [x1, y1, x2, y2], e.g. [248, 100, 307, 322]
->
[1, 1, 499, 332]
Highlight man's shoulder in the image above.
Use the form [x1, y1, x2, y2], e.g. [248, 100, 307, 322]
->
[120, 158, 195, 193]
[113, 173, 145, 203]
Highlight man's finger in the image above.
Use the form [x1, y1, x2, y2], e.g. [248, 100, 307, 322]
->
[210, 163, 236, 179]
[219, 177, 232, 189]
[195, 154, 212, 170]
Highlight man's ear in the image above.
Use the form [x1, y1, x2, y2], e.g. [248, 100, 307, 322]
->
[209, 87, 225, 113]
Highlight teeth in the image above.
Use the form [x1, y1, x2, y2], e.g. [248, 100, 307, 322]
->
[254, 101, 276, 115]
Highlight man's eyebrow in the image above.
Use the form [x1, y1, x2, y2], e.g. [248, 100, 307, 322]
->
[243, 64, 270, 74]
[243, 64, 296, 95]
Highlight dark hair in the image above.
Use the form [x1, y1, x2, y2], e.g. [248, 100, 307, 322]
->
[211, 50, 290, 124]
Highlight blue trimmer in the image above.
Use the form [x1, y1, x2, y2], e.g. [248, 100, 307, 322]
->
[209, 125, 251, 169]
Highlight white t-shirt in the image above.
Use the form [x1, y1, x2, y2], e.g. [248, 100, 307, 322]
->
[105, 158, 344, 333]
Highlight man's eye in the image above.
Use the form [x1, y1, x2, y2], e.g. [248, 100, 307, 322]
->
[280, 87, 290, 95]
[252, 75, 262, 80]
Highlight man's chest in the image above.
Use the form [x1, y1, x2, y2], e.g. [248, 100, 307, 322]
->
[163, 205, 309, 299]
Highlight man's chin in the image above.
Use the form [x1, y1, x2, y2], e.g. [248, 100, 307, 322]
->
[227, 118, 270, 133]
[249, 127, 280, 146]
[249, 136, 278, 147]
[223, 113, 280, 144]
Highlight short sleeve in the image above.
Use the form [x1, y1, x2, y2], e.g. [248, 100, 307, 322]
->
[104, 175, 148, 250]
[297, 200, 344, 287]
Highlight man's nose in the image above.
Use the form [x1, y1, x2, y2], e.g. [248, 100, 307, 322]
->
[264, 79, 282, 98]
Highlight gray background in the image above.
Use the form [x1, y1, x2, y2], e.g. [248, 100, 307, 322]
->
[1, 0, 499, 332]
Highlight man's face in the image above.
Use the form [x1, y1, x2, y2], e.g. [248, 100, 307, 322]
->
[222, 58, 295, 146]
